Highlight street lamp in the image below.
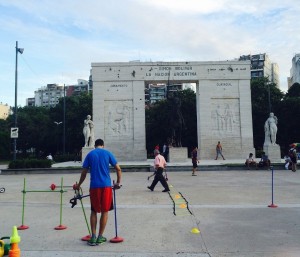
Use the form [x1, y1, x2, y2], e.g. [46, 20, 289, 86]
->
[54, 121, 63, 154]
[13, 41, 24, 161]
[267, 82, 272, 114]
[63, 84, 66, 155]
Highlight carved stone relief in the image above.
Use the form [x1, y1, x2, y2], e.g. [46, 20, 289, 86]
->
[211, 99, 240, 137]
[105, 100, 133, 137]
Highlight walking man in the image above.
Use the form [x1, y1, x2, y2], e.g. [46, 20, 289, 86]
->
[74, 139, 122, 246]
[215, 141, 225, 160]
[147, 149, 170, 192]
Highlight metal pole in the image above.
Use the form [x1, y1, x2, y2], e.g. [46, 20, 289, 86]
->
[271, 167, 274, 203]
[20, 178, 26, 226]
[268, 166, 277, 208]
[79, 187, 91, 235]
[59, 177, 64, 226]
[55, 177, 67, 230]
[13, 41, 18, 161]
[268, 83, 271, 113]
[113, 183, 118, 237]
[63, 84, 66, 155]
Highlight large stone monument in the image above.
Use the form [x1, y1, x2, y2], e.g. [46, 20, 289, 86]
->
[82, 115, 94, 161]
[263, 112, 281, 163]
[91, 61, 255, 161]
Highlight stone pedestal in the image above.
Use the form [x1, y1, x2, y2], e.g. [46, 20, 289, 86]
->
[263, 144, 281, 163]
[168, 147, 188, 163]
[81, 147, 94, 162]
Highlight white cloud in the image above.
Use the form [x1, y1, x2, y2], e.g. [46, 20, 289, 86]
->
[1, 0, 300, 106]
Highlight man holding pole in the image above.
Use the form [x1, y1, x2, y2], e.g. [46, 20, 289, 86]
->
[74, 138, 122, 246]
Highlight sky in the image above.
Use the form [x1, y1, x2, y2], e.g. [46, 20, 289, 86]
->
[1, 0, 300, 107]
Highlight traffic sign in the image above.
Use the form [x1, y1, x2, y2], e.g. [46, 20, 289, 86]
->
[11, 127, 19, 138]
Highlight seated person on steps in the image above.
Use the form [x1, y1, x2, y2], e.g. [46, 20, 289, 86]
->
[259, 152, 271, 169]
[245, 153, 258, 170]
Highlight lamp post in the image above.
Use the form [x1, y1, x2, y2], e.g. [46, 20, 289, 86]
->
[13, 41, 24, 161]
[63, 84, 66, 155]
[54, 121, 63, 154]
[267, 82, 272, 114]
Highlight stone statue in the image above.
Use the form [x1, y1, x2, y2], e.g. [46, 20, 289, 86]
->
[83, 115, 95, 147]
[264, 112, 278, 145]
[167, 90, 185, 147]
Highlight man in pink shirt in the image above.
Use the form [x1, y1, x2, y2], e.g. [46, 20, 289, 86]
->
[147, 149, 170, 192]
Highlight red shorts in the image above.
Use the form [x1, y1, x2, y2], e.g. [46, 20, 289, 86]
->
[90, 187, 113, 213]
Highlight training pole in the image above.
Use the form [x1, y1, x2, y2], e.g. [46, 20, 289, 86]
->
[268, 166, 278, 208]
[18, 177, 67, 230]
[79, 187, 91, 241]
[55, 177, 67, 230]
[110, 181, 124, 243]
[18, 178, 29, 230]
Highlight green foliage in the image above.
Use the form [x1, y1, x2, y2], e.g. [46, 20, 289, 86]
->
[0, 119, 10, 159]
[8, 159, 52, 169]
[285, 83, 300, 98]
[0, 93, 92, 161]
[276, 95, 300, 153]
[17, 106, 51, 157]
[178, 89, 197, 149]
[50, 93, 92, 155]
[146, 88, 197, 154]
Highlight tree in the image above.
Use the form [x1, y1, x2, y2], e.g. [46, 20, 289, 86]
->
[285, 83, 300, 98]
[178, 88, 197, 149]
[1, 93, 92, 160]
[146, 88, 197, 155]
[0, 119, 10, 160]
[146, 99, 169, 154]
[5, 106, 52, 158]
[276, 82, 300, 152]
[51, 93, 92, 155]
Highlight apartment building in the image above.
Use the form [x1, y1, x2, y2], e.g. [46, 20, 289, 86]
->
[239, 53, 280, 88]
[287, 54, 300, 89]
[34, 83, 65, 107]
[27, 79, 90, 107]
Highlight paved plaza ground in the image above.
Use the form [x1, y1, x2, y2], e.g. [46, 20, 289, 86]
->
[0, 163, 300, 257]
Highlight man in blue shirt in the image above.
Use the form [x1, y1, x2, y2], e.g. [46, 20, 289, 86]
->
[75, 138, 122, 246]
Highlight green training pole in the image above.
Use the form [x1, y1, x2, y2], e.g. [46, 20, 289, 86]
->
[80, 187, 91, 235]
[54, 177, 67, 230]
[18, 178, 29, 230]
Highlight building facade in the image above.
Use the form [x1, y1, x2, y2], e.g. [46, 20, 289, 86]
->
[287, 54, 300, 89]
[27, 79, 90, 107]
[145, 83, 194, 107]
[66, 79, 90, 97]
[34, 84, 65, 107]
[91, 61, 255, 161]
[239, 53, 280, 87]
